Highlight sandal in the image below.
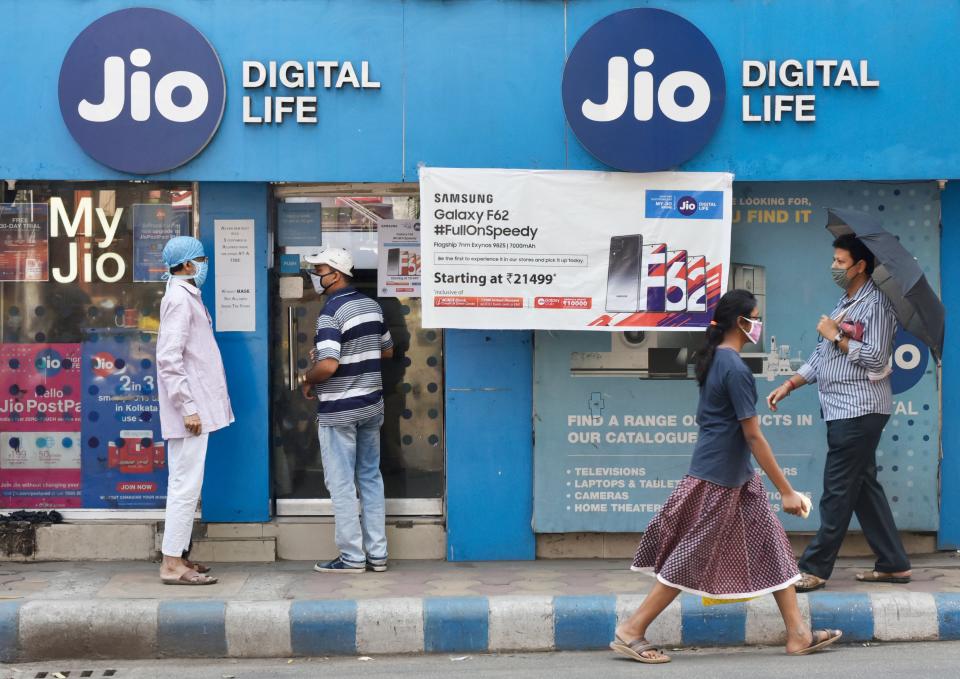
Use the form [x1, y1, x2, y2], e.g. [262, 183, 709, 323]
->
[161, 570, 219, 586]
[184, 560, 212, 574]
[788, 629, 843, 656]
[794, 573, 827, 592]
[610, 633, 671, 664]
[855, 570, 911, 584]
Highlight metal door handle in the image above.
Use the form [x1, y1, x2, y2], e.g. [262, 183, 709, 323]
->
[288, 306, 298, 391]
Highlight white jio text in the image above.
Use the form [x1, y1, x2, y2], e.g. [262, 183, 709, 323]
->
[242, 60, 380, 124]
[741, 59, 878, 122]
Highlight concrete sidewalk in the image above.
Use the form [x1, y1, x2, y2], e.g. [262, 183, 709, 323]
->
[2, 554, 960, 662]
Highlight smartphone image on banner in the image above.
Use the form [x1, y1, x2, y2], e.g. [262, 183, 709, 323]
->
[687, 255, 707, 312]
[639, 243, 667, 312]
[605, 235, 642, 313]
[665, 250, 688, 312]
[386, 248, 400, 275]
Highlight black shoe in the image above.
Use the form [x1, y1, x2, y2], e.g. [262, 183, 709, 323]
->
[313, 556, 365, 574]
[366, 557, 388, 573]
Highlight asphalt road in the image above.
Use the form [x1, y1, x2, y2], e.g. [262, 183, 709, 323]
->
[4, 642, 958, 679]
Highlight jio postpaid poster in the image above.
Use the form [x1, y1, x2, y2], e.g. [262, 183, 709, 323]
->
[81, 328, 166, 508]
[0, 344, 82, 508]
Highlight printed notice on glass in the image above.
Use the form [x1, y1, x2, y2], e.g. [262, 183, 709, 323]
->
[215, 219, 256, 332]
[377, 219, 422, 297]
[420, 167, 733, 331]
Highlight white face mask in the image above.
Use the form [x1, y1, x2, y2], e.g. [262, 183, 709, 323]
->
[309, 271, 337, 294]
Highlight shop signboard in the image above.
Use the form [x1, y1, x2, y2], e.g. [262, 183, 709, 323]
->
[533, 181, 941, 533]
[0, 343, 82, 507]
[377, 219, 421, 297]
[0, 203, 49, 281]
[420, 167, 733, 330]
[80, 329, 167, 509]
[132, 203, 190, 282]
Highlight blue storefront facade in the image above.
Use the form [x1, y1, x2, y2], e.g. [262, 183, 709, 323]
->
[1, 0, 959, 560]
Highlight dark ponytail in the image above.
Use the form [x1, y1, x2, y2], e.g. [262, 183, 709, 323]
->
[694, 288, 758, 386]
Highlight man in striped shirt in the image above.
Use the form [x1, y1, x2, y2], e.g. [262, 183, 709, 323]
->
[767, 234, 911, 592]
[299, 247, 394, 574]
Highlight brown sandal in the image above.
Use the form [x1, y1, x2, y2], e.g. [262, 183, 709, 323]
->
[184, 560, 212, 574]
[855, 570, 911, 584]
[794, 573, 827, 592]
[788, 629, 843, 656]
[161, 570, 218, 586]
[610, 634, 671, 664]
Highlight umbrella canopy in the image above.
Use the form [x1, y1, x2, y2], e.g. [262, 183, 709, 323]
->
[826, 208, 944, 362]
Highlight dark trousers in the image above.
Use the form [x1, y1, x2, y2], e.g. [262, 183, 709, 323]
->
[798, 413, 911, 579]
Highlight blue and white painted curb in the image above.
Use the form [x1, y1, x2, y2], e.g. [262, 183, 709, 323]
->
[2, 592, 960, 662]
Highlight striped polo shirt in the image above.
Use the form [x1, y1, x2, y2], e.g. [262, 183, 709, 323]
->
[797, 278, 897, 421]
[313, 287, 394, 425]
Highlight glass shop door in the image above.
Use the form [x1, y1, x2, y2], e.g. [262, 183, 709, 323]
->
[270, 184, 443, 516]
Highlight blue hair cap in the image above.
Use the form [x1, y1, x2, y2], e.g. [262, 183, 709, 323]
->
[162, 236, 205, 270]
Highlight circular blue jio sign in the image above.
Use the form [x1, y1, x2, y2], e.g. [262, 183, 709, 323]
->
[562, 8, 726, 172]
[59, 8, 225, 174]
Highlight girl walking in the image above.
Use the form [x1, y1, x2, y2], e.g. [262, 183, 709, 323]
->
[611, 289, 842, 663]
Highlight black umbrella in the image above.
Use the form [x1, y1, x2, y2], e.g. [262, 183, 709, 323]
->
[826, 207, 944, 363]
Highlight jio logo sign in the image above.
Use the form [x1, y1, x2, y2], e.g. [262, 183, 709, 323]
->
[677, 196, 698, 216]
[562, 8, 725, 172]
[58, 8, 225, 174]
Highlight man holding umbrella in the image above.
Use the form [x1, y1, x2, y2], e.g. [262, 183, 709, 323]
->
[767, 231, 911, 592]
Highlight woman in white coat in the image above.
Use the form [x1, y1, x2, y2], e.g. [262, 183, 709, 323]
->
[156, 236, 234, 585]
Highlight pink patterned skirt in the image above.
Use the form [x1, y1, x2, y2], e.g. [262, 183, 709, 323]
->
[632, 474, 800, 599]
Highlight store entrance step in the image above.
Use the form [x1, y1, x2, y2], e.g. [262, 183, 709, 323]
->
[182, 536, 277, 563]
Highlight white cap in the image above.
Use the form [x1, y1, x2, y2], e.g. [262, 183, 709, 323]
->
[304, 247, 354, 276]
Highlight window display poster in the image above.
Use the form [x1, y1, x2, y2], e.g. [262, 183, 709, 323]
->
[80, 329, 167, 509]
[278, 203, 322, 247]
[419, 168, 733, 330]
[0, 203, 49, 281]
[0, 343, 82, 507]
[132, 203, 190, 282]
[377, 219, 421, 297]
[533, 182, 941, 533]
[215, 219, 257, 332]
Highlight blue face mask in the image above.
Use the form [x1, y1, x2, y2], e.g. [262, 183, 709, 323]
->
[191, 259, 209, 287]
[172, 259, 208, 287]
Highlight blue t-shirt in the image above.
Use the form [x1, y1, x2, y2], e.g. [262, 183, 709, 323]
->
[688, 347, 758, 488]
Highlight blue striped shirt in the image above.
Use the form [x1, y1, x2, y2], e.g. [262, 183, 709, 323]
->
[313, 287, 394, 425]
[797, 278, 897, 421]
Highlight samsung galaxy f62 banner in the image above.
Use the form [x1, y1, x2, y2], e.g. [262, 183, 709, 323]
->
[420, 168, 733, 330]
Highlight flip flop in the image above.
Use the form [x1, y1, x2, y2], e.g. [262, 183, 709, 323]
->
[609, 634, 671, 664]
[794, 573, 827, 592]
[788, 629, 843, 656]
[161, 570, 218, 586]
[855, 570, 911, 584]
[184, 560, 212, 574]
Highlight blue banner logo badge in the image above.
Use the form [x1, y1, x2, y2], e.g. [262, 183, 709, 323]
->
[645, 190, 724, 219]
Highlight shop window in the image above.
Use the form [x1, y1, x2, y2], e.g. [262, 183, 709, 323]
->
[0, 181, 193, 511]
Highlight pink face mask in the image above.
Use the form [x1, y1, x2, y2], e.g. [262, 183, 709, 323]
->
[740, 317, 763, 345]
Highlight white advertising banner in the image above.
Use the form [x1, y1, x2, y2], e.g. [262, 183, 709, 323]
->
[420, 168, 733, 330]
[377, 219, 421, 298]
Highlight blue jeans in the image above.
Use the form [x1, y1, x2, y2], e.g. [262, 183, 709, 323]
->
[317, 413, 387, 565]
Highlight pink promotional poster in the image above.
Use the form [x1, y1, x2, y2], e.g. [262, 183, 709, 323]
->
[0, 343, 82, 507]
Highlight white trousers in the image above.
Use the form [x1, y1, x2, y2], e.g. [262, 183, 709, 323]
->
[162, 433, 208, 557]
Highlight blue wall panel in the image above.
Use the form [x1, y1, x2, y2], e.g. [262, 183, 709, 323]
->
[445, 330, 535, 560]
[939, 182, 960, 548]
[198, 182, 270, 522]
